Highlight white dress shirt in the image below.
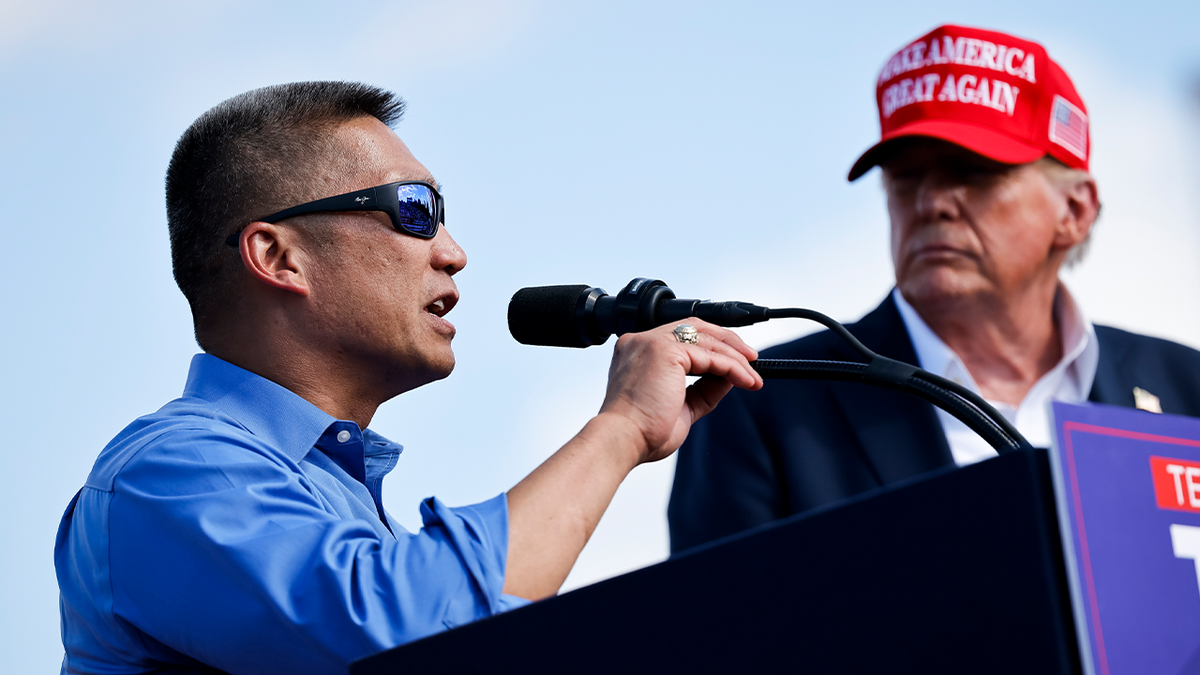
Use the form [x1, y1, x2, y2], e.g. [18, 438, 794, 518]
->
[892, 286, 1099, 465]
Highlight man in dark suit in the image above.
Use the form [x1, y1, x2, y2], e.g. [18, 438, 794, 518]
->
[669, 24, 1200, 552]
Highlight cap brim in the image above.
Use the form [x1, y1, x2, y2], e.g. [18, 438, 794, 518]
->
[847, 119, 1046, 181]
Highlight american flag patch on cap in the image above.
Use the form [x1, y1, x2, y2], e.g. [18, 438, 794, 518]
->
[1048, 95, 1088, 160]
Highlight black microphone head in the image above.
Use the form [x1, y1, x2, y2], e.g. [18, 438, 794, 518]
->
[508, 285, 594, 348]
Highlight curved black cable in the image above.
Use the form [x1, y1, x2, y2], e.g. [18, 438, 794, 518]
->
[751, 359, 1021, 453]
[759, 307, 1033, 454]
[765, 308, 876, 362]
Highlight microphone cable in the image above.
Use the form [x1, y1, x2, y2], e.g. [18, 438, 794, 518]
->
[753, 307, 1031, 454]
[506, 279, 1033, 454]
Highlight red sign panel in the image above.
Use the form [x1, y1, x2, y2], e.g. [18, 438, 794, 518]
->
[1150, 455, 1200, 513]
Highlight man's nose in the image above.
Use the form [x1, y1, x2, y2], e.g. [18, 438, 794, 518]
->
[431, 226, 467, 275]
[914, 172, 963, 223]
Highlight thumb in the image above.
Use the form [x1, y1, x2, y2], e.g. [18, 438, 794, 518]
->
[683, 375, 734, 424]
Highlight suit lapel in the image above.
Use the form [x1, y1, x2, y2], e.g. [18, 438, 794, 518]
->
[826, 294, 955, 484]
[1088, 327, 1133, 407]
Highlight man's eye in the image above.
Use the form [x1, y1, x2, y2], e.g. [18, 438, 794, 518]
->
[962, 168, 1002, 183]
[959, 161, 1007, 177]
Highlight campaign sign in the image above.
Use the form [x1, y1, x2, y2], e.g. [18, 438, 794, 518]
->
[1050, 401, 1200, 675]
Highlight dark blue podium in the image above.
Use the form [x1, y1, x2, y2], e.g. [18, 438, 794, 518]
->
[352, 448, 1080, 673]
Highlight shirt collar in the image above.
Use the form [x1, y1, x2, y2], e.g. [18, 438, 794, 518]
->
[1054, 284, 1099, 400]
[891, 284, 1098, 402]
[893, 289, 963, 387]
[182, 353, 338, 463]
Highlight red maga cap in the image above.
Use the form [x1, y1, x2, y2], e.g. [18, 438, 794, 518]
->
[848, 24, 1090, 181]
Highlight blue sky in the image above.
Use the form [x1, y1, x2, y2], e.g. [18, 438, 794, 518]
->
[3, 1, 1199, 670]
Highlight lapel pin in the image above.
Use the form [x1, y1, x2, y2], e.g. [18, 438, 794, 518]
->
[1133, 387, 1163, 414]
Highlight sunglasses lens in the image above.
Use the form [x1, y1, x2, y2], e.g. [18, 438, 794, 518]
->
[395, 184, 438, 236]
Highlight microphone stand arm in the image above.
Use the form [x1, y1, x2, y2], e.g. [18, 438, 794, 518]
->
[746, 308, 1033, 455]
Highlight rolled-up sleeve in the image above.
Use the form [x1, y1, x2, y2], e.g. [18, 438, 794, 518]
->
[107, 429, 527, 675]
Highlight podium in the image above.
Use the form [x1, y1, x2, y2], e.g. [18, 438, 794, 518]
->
[352, 448, 1080, 673]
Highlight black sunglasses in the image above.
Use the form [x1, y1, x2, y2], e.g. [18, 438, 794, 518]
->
[226, 181, 444, 246]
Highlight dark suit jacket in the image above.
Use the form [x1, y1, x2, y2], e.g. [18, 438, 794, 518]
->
[668, 293, 1200, 553]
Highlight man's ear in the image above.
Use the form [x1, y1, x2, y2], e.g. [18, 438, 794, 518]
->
[236, 222, 311, 297]
[1055, 175, 1101, 250]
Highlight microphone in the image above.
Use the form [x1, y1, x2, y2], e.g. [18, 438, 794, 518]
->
[507, 278, 1035, 454]
[508, 278, 770, 348]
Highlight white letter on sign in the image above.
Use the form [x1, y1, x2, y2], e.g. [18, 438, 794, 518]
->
[1189, 467, 1200, 507]
[1170, 524, 1200, 597]
[1168, 464, 1187, 505]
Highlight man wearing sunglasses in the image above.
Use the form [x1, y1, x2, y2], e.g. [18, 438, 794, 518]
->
[670, 25, 1200, 552]
[55, 81, 763, 675]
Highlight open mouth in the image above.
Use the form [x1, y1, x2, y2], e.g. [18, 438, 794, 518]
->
[425, 295, 457, 318]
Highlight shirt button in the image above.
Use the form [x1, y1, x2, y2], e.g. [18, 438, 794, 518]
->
[336, 430, 351, 443]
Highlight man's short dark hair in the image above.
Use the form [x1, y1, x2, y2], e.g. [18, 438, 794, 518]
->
[165, 81, 406, 347]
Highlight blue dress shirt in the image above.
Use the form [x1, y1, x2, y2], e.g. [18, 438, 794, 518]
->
[55, 354, 528, 675]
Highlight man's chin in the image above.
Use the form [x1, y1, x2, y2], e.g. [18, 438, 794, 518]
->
[415, 351, 456, 385]
[379, 352, 456, 400]
[430, 359, 455, 382]
[898, 274, 989, 312]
